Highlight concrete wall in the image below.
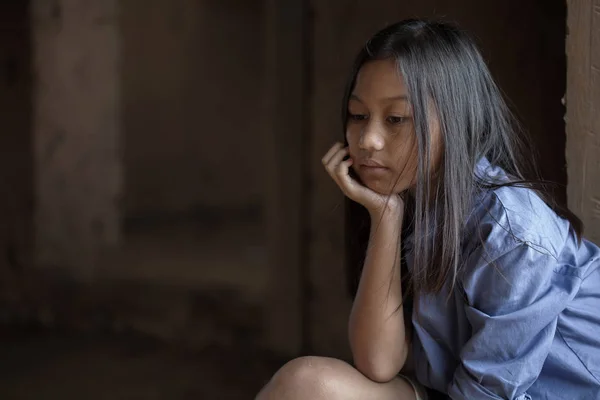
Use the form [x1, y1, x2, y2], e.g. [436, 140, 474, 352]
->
[121, 0, 266, 218]
[566, 0, 600, 243]
[32, 0, 121, 277]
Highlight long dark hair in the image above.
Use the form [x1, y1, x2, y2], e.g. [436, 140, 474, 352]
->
[344, 19, 583, 297]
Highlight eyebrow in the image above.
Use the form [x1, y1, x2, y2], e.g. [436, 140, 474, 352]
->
[350, 94, 409, 102]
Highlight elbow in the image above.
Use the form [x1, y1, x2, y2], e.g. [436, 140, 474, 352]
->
[348, 320, 409, 383]
[353, 352, 405, 383]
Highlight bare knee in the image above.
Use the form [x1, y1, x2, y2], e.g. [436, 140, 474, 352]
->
[256, 356, 343, 400]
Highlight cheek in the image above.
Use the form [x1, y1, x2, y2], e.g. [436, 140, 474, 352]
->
[390, 136, 419, 180]
[390, 135, 415, 161]
[345, 128, 360, 152]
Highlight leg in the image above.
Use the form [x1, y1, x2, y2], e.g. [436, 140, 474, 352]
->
[256, 356, 417, 400]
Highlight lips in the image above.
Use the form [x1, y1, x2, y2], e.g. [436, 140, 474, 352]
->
[356, 159, 389, 179]
[359, 159, 387, 168]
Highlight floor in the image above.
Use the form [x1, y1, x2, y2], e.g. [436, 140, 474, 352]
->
[0, 328, 284, 400]
[0, 212, 286, 399]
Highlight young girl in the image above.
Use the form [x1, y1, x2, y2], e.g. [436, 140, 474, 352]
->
[257, 19, 600, 400]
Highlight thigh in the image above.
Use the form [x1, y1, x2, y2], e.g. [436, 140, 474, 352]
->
[259, 356, 418, 400]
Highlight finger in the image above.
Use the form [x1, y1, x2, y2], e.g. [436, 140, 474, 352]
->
[324, 148, 350, 193]
[325, 148, 350, 187]
[335, 158, 360, 194]
[321, 142, 344, 166]
[336, 161, 380, 207]
[326, 157, 349, 190]
[324, 147, 349, 174]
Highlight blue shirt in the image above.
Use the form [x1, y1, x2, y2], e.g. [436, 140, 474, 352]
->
[407, 159, 600, 399]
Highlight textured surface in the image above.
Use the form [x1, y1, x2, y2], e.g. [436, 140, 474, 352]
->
[32, 0, 121, 277]
[121, 0, 266, 215]
[566, 0, 600, 244]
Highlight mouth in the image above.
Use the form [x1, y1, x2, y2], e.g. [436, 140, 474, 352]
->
[357, 160, 389, 177]
[359, 159, 388, 169]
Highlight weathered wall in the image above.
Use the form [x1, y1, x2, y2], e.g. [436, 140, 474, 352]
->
[121, 0, 266, 218]
[18, 0, 577, 359]
[308, 0, 567, 357]
[32, 0, 121, 277]
[262, 0, 307, 355]
[0, 1, 33, 314]
[566, 0, 600, 243]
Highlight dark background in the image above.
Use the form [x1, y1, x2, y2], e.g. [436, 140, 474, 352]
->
[0, 0, 570, 398]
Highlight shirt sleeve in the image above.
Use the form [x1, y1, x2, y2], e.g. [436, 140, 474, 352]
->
[448, 242, 572, 400]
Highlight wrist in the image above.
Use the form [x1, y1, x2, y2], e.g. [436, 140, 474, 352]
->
[368, 199, 404, 223]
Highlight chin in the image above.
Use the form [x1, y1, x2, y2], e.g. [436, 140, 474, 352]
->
[366, 181, 406, 196]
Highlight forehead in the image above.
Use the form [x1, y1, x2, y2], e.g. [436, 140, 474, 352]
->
[352, 59, 408, 99]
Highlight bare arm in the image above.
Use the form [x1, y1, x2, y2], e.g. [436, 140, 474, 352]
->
[321, 142, 409, 383]
[349, 206, 409, 383]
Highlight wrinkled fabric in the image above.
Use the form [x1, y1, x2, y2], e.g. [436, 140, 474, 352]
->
[407, 159, 600, 399]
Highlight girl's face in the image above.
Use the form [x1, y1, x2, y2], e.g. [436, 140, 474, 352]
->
[346, 59, 443, 195]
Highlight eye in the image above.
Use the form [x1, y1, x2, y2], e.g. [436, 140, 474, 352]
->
[387, 116, 408, 124]
[348, 113, 368, 121]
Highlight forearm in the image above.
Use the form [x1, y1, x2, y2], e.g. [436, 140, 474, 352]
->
[348, 208, 408, 382]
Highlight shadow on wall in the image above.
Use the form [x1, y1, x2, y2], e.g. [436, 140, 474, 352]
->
[0, 0, 34, 322]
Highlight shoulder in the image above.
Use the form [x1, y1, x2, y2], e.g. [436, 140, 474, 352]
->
[459, 187, 574, 313]
[464, 184, 570, 261]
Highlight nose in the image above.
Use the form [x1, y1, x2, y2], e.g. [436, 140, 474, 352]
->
[359, 123, 384, 151]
